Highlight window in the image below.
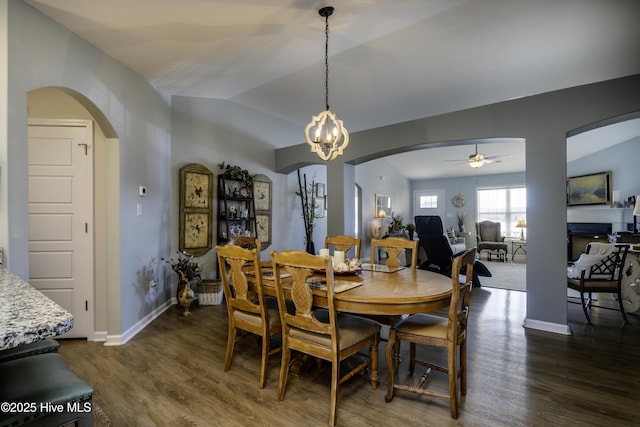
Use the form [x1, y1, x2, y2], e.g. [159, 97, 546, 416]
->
[477, 187, 526, 238]
[419, 195, 438, 209]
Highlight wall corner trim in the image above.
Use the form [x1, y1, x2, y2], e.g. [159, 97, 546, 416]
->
[103, 299, 174, 346]
[522, 318, 572, 335]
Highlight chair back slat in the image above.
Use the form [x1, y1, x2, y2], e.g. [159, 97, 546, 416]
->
[216, 244, 264, 316]
[584, 243, 628, 280]
[324, 235, 362, 260]
[271, 250, 335, 338]
[370, 237, 418, 269]
[448, 248, 476, 342]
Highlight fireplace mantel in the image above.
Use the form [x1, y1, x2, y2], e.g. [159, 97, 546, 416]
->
[567, 207, 633, 232]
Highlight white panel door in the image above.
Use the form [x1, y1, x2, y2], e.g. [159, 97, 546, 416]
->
[413, 189, 445, 224]
[28, 122, 93, 339]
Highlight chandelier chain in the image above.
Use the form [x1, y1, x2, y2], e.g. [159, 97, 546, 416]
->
[324, 11, 330, 111]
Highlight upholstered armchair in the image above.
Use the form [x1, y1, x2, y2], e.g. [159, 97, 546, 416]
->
[476, 221, 508, 262]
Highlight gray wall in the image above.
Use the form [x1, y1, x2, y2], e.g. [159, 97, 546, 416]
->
[275, 75, 640, 334]
[568, 137, 640, 202]
[355, 157, 411, 260]
[3, 1, 172, 336]
[171, 96, 328, 262]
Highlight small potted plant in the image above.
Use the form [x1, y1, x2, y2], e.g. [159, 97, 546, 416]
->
[405, 222, 416, 240]
[390, 214, 405, 234]
[218, 162, 253, 188]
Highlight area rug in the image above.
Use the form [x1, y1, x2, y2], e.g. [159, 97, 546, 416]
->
[479, 261, 526, 292]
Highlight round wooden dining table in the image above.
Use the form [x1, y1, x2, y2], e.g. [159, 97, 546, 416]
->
[260, 264, 453, 316]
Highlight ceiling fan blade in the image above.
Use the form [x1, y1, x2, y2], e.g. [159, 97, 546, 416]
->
[484, 154, 511, 160]
[446, 160, 470, 166]
[482, 158, 501, 164]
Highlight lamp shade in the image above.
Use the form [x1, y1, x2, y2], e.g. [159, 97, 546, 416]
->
[516, 219, 526, 228]
[377, 209, 387, 218]
[634, 195, 640, 216]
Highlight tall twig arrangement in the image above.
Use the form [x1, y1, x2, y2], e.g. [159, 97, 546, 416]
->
[297, 170, 317, 253]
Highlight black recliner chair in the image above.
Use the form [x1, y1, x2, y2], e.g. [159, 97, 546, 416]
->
[414, 215, 490, 287]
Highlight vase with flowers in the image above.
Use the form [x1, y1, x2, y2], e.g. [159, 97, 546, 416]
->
[162, 251, 202, 315]
[457, 210, 469, 233]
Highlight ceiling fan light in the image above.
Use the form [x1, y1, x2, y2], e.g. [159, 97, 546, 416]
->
[469, 159, 484, 168]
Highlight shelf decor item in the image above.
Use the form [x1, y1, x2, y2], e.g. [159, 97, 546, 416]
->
[162, 250, 202, 315]
[179, 164, 213, 256]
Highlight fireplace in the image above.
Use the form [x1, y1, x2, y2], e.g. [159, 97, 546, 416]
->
[567, 222, 612, 261]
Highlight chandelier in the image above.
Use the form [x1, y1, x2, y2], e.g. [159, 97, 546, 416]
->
[304, 6, 349, 161]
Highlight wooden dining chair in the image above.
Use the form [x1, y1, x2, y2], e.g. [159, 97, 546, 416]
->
[371, 237, 418, 269]
[230, 235, 261, 250]
[216, 243, 281, 389]
[324, 235, 362, 260]
[270, 249, 381, 427]
[385, 248, 476, 419]
[567, 243, 629, 323]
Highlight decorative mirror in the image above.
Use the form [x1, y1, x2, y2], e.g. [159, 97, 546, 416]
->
[375, 194, 391, 218]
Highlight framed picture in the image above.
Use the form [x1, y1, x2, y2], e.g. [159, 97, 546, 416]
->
[256, 214, 271, 246]
[314, 197, 325, 218]
[567, 171, 612, 207]
[183, 166, 211, 209]
[253, 174, 271, 212]
[315, 183, 325, 197]
[179, 164, 213, 256]
[183, 212, 210, 249]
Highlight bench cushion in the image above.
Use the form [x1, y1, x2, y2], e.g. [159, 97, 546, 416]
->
[0, 353, 93, 426]
[0, 339, 60, 363]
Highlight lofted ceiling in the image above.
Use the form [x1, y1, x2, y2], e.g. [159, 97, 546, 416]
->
[22, 0, 640, 179]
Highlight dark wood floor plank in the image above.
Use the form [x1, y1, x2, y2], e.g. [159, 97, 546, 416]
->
[58, 287, 640, 426]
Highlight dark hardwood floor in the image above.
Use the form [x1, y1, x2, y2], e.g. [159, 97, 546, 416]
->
[59, 288, 640, 426]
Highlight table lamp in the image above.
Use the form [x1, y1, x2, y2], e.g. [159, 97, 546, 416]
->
[516, 219, 526, 240]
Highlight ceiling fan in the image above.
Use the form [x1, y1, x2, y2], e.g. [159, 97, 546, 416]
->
[447, 145, 510, 168]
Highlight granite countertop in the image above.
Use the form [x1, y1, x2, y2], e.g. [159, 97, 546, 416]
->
[0, 268, 74, 350]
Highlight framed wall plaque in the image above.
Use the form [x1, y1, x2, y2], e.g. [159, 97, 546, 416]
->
[179, 163, 213, 256]
[252, 174, 272, 249]
[256, 214, 271, 247]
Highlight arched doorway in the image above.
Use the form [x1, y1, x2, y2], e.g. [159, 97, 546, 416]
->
[27, 87, 121, 342]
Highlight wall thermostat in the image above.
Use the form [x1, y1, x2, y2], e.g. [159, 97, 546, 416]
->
[138, 186, 147, 197]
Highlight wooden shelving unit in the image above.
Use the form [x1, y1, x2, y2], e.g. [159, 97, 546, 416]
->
[217, 175, 256, 245]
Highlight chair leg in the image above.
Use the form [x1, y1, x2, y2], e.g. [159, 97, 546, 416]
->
[370, 339, 379, 390]
[460, 339, 467, 396]
[409, 342, 416, 374]
[617, 289, 629, 324]
[579, 292, 592, 323]
[224, 325, 236, 371]
[385, 328, 398, 402]
[448, 342, 459, 419]
[259, 334, 269, 389]
[277, 347, 291, 401]
[329, 358, 340, 427]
